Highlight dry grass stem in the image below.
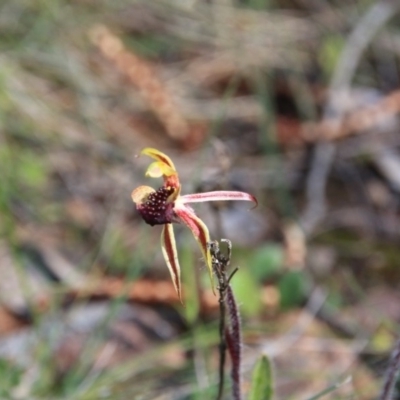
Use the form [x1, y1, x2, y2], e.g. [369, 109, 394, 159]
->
[90, 25, 191, 142]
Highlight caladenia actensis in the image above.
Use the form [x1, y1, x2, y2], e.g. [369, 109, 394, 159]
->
[132, 147, 257, 303]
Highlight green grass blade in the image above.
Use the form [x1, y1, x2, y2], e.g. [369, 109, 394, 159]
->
[248, 355, 273, 400]
[306, 376, 352, 400]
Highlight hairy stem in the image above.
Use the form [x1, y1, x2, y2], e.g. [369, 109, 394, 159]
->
[225, 285, 242, 400]
[209, 239, 242, 400]
[217, 278, 227, 400]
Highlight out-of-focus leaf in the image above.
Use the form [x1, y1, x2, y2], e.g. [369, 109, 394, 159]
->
[249, 244, 283, 281]
[370, 323, 396, 353]
[278, 271, 306, 309]
[230, 266, 262, 317]
[0, 147, 47, 189]
[248, 355, 273, 400]
[0, 358, 23, 397]
[18, 151, 47, 188]
[318, 35, 345, 77]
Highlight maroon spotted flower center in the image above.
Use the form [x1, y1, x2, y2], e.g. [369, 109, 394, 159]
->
[138, 186, 175, 226]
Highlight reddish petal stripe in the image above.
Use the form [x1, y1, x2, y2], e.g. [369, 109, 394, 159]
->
[181, 191, 257, 208]
[175, 207, 215, 293]
[161, 224, 182, 303]
[141, 148, 176, 170]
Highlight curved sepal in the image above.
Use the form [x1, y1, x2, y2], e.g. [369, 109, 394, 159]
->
[141, 148, 180, 189]
[181, 191, 258, 209]
[141, 148, 176, 170]
[161, 224, 182, 303]
[175, 208, 214, 294]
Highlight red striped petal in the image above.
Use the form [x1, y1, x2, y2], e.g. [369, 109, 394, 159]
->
[175, 207, 214, 293]
[161, 224, 182, 303]
[181, 191, 257, 209]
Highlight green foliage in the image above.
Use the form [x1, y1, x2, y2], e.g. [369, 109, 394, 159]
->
[0, 359, 23, 397]
[248, 355, 273, 400]
[0, 146, 47, 189]
[17, 150, 47, 188]
[248, 244, 283, 281]
[233, 244, 283, 317]
[370, 322, 397, 353]
[318, 35, 345, 78]
[0, 144, 48, 236]
[230, 266, 263, 317]
[278, 271, 306, 310]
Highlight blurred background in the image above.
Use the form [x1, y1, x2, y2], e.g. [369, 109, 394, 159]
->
[1, 0, 400, 399]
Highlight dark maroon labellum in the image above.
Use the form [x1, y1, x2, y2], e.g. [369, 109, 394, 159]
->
[137, 186, 175, 226]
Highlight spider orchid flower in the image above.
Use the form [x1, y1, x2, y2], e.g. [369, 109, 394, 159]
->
[131, 148, 257, 302]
